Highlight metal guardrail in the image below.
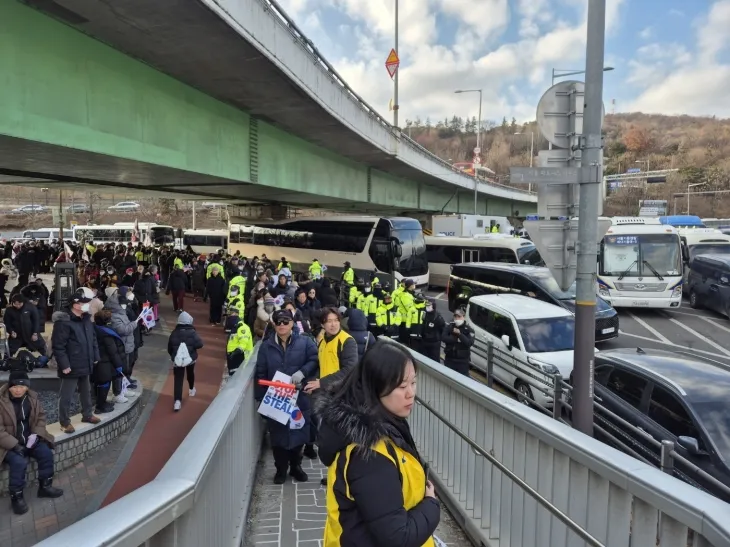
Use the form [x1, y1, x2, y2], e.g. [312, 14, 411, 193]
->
[35, 345, 263, 547]
[404, 340, 730, 547]
[471, 339, 730, 503]
[248, 0, 536, 198]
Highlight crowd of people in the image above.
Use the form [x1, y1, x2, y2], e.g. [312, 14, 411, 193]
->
[0, 239, 463, 544]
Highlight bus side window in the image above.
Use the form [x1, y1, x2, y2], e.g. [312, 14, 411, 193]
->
[481, 248, 518, 263]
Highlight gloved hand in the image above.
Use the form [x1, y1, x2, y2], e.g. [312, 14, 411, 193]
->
[12, 444, 26, 457]
[116, 367, 123, 374]
[291, 371, 305, 385]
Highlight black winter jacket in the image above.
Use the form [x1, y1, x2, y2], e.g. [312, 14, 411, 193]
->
[52, 311, 100, 378]
[94, 325, 126, 384]
[167, 324, 204, 364]
[441, 321, 474, 361]
[167, 269, 188, 292]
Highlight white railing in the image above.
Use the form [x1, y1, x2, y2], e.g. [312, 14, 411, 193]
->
[35, 346, 263, 547]
[406, 342, 730, 547]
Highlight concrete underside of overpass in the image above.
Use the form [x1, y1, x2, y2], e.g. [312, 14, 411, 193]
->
[0, 1, 534, 217]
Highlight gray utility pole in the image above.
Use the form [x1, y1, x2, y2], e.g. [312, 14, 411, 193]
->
[572, 0, 607, 436]
[393, 0, 399, 128]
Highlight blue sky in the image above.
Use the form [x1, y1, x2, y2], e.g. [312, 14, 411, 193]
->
[276, 0, 730, 124]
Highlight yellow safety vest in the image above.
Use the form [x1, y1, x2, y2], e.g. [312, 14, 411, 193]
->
[324, 439, 435, 547]
[317, 330, 352, 379]
[227, 323, 253, 355]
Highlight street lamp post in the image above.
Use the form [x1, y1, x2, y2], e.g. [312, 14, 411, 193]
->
[687, 182, 707, 214]
[454, 89, 482, 215]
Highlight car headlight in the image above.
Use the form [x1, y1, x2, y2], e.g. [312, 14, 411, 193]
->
[598, 287, 610, 297]
[528, 358, 560, 375]
[672, 286, 682, 298]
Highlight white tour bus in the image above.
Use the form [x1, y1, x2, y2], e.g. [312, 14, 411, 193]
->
[182, 229, 229, 255]
[72, 223, 175, 246]
[228, 216, 429, 287]
[597, 217, 683, 308]
[22, 228, 61, 242]
[425, 234, 544, 287]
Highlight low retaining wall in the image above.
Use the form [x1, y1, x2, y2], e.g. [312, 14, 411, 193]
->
[0, 390, 142, 494]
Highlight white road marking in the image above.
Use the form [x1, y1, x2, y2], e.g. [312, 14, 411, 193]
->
[627, 312, 672, 344]
[434, 292, 445, 300]
[618, 331, 730, 362]
[697, 316, 730, 336]
[662, 308, 726, 320]
[666, 317, 730, 357]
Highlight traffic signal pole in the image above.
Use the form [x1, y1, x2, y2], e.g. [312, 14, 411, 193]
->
[571, 0, 606, 436]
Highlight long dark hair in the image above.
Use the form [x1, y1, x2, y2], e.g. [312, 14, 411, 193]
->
[333, 341, 416, 413]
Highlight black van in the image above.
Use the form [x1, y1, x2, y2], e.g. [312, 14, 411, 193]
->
[448, 263, 619, 341]
[687, 254, 730, 318]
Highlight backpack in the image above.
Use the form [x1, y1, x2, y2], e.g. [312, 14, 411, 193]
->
[173, 342, 193, 367]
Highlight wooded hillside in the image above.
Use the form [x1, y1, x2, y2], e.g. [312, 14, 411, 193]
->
[404, 113, 730, 217]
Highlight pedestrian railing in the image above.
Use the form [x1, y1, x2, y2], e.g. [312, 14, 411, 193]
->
[403, 339, 730, 547]
[34, 345, 263, 547]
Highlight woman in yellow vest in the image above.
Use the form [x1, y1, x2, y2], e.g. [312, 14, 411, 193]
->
[314, 341, 440, 547]
[304, 307, 358, 473]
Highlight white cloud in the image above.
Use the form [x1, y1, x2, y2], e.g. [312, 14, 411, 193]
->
[626, 0, 730, 116]
[638, 26, 653, 40]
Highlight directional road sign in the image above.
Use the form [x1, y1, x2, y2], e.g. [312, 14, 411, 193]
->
[385, 49, 400, 79]
[473, 156, 481, 164]
[524, 218, 611, 291]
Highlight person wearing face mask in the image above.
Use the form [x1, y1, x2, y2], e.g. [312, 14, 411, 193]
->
[52, 288, 102, 434]
[441, 308, 474, 377]
[420, 297, 445, 363]
[104, 288, 139, 403]
[205, 266, 227, 326]
[254, 295, 276, 339]
[316, 342, 441, 546]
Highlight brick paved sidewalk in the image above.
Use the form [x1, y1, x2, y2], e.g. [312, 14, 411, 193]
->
[0, 306, 175, 546]
[245, 439, 472, 546]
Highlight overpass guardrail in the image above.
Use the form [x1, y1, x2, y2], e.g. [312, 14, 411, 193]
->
[36, 340, 730, 546]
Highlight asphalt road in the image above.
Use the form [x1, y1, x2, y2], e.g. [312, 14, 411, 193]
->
[424, 289, 730, 386]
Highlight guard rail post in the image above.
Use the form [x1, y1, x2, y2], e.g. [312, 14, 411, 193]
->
[486, 341, 494, 388]
[661, 440, 675, 475]
[552, 373, 563, 421]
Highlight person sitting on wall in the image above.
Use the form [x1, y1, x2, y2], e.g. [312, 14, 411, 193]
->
[0, 371, 63, 515]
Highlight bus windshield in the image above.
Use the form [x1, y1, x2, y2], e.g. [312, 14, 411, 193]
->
[601, 234, 682, 278]
[150, 227, 175, 245]
[391, 221, 428, 278]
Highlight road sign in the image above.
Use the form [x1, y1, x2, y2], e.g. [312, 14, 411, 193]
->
[536, 81, 604, 149]
[510, 166, 596, 184]
[473, 156, 481, 164]
[473, 147, 481, 155]
[524, 218, 611, 291]
[627, 168, 641, 173]
[385, 49, 400, 79]
[639, 199, 667, 216]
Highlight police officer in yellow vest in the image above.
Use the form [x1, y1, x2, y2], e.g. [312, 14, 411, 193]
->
[315, 342, 440, 547]
[226, 322, 253, 376]
[397, 279, 417, 346]
[309, 259, 323, 280]
[375, 293, 401, 338]
[303, 307, 358, 483]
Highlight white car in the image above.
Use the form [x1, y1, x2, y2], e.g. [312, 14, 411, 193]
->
[10, 204, 46, 215]
[466, 293, 596, 408]
[107, 201, 140, 212]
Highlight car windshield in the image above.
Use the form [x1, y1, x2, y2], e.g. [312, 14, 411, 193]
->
[517, 316, 575, 353]
[517, 245, 545, 266]
[689, 244, 730, 261]
[692, 402, 730, 462]
[533, 274, 576, 300]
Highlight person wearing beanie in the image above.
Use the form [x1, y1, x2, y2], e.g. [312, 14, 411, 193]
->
[167, 311, 204, 412]
[0, 371, 63, 514]
[254, 295, 276, 339]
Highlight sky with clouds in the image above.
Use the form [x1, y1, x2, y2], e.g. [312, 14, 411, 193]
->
[274, 0, 730, 125]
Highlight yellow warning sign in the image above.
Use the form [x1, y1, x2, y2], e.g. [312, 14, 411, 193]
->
[385, 49, 399, 65]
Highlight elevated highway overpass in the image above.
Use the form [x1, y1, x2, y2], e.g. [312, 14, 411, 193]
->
[1, 0, 536, 216]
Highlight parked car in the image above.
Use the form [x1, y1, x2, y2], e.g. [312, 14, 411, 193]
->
[107, 201, 140, 212]
[448, 263, 619, 341]
[465, 294, 588, 407]
[10, 204, 47, 215]
[200, 202, 228, 210]
[687, 254, 730, 318]
[66, 203, 90, 214]
[591, 347, 730, 502]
